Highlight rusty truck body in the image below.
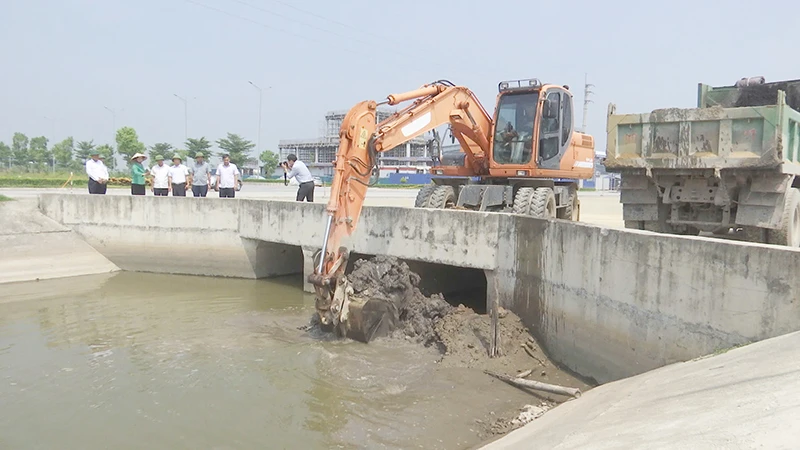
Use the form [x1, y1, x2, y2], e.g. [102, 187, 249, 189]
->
[604, 77, 800, 246]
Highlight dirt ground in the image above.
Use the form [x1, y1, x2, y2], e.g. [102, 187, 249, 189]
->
[319, 255, 594, 439]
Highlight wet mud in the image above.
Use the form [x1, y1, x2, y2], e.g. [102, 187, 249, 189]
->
[307, 256, 593, 439]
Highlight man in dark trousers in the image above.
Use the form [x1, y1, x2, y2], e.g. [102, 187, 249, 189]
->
[282, 153, 314, 202]
[85, 151, 109, 194]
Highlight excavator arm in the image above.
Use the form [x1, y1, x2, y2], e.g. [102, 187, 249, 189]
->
[307, 81, 493, 342]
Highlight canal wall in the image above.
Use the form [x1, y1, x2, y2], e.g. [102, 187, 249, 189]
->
[38, 194, 800, 384]
[0, 199, 119, 285]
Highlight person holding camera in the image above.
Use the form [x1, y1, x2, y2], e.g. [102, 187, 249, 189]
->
[281, 153, 314, 202]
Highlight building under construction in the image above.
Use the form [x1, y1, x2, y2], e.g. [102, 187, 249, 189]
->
[278, 108, 433, 178]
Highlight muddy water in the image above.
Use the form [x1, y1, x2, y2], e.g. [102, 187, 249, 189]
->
[0, 272, 536, 450]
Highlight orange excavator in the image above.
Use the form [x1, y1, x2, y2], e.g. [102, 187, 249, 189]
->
[307, 79, 594, 342]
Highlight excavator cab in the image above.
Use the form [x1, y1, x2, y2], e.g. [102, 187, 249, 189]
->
[488, 79, 584, 177]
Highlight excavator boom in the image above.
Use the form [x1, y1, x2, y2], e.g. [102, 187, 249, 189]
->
[308, 81, 493, 341]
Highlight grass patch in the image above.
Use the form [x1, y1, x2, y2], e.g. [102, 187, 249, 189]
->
[0, 194, 13, 202]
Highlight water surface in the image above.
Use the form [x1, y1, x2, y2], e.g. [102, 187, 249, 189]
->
[0, 272, 526, 450]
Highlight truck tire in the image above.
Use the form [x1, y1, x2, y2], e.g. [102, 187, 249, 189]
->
[414, 183, 437, 208]
[766, 187, 800, 247]
[428, 185, 455, 209]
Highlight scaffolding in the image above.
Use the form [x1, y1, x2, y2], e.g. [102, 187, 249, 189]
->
[278, 108, 431, 176]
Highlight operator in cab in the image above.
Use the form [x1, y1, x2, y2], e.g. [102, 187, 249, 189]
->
[281, 153, 315, 202]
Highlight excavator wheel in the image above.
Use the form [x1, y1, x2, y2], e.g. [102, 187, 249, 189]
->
[513, 187, 556, 219]
[414, 183, 437, 208]
[530, 187, 557, 218]
[427, 185, 456, 209]
[558, 186, 579, 221]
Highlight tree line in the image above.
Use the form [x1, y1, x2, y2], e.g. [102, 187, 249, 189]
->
[0, 127, 280, 174]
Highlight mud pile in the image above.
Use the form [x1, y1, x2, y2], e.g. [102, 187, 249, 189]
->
[343, 257, 570, 378]
[347, 256, 453, 346]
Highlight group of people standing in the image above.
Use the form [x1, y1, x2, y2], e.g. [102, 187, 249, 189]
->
[86, 151, 240, 198]
[86, 150, 317, 202]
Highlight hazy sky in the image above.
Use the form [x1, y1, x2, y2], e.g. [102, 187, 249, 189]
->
[0, 0, 794, 157]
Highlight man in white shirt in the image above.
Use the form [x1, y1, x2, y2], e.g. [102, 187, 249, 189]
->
[283, 153, 314, 202]
[150, 155, 171, 196]
[215, 154, 239, 198]
[168, 154, 191, 197]
[85, 151, 109, 194]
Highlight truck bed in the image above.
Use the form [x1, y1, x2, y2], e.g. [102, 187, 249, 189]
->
[604, 90, 800, 173]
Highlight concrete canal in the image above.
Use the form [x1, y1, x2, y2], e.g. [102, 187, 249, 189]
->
[0, 272, 587, 449]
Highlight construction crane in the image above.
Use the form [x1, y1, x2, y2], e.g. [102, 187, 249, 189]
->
[307, 79, 595, 343]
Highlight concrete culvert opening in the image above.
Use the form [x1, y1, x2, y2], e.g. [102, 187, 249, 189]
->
[243, 239, 305, 287]
[346, 253, 488, 313]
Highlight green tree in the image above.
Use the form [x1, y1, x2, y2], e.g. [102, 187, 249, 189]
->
[29, 136, 51, 168]
[150, 142, 173, 159]
[259, 150, 279, 175]
[96, 144, 115, 169]
[115, 126, 145, 167]
[0, 142, 11, 168]
[75, 140, 96, 162]
[185, 137, 212, 159]
[12, 133, 30, 166]
[52, 137, 75, 169]
[216, 133, 254, 166]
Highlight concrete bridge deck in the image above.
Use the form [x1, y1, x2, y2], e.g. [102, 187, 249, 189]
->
[36, 194, 800, 386]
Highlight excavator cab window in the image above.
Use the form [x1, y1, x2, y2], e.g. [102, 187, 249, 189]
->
[538, 92, 561, 162]
[492, 92, 538, 165]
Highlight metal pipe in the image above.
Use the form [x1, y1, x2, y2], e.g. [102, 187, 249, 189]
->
[318, 215, 333, 273]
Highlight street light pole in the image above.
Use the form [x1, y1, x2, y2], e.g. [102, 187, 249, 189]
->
[248, 81, 271, 153]
[103, 106, 116, 142]
[173, 94, 188, 141]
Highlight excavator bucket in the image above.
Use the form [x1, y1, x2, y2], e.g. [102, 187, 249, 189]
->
[339, 291, 399, 343]
[312, 273, 400, 344]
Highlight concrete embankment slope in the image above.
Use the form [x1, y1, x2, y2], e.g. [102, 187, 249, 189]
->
[0, 199, 118, 285]
[481, 330, 800, 449]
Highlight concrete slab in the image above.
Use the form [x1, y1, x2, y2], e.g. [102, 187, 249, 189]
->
[0, 199, 68, 235]
[480, 331, 800, 449]
[0, 199, 119, 285]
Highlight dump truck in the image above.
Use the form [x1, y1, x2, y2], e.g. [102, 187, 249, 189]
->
[604, 77, 800, 247]
[307, 79, 595, 343]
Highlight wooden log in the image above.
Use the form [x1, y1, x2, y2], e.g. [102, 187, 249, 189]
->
[521, 344, 546, 366]
[485, 370, 581, 399]
[489, 279, 500, 358]
[515, 369, 533, 378]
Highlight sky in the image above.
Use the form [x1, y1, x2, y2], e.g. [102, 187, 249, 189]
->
[0, 0, 795, 158]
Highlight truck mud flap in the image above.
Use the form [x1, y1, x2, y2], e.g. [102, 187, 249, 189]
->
[736, 174, 792, 228]
[619, 174, 659, 221]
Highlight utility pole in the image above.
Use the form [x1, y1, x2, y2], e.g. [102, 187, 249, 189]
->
[43, 116, 56, 173]
[103, 106, 117, 144]
[248, 81, 271, 153]
[173, 94, 189, 141]
[582, 73, 594, 133]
